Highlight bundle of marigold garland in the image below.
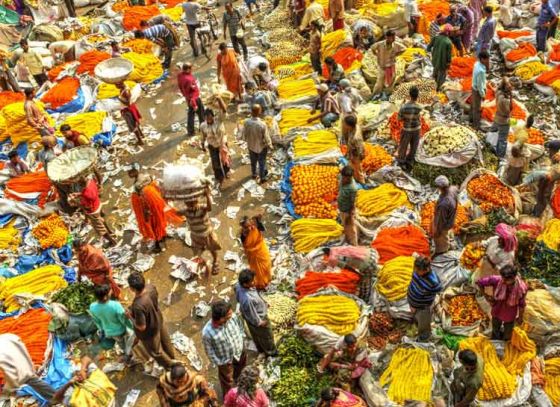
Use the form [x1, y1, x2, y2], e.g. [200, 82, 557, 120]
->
[467, 174, 514, 213]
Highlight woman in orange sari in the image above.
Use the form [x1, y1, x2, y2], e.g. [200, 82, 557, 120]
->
[240, 214, 271, 290]
[217, 43, 243, 102]
[128, 164, 184, 253]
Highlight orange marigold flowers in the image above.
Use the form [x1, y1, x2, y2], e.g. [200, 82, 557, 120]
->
[447, 294, 487, 326]
[362, 144, 392, 174]
[467, 174, 515, 213]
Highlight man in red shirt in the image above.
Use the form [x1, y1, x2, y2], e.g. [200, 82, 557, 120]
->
[76, 177, 116, 246]
[177, 63, 205, 138]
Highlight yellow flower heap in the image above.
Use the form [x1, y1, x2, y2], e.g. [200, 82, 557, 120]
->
[297, 294, 359, 335]
[32, 214, 69, 249]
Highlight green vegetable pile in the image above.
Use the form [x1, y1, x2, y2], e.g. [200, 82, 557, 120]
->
[523, 241, 560, 287]
[271, 335, 333, 406]
[51, 282, 96, 314]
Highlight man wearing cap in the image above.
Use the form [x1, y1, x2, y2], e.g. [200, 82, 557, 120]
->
[337, 79, 363, 121]
[371, 30, 406, 99]
[433, 175, 458, 255]
[308, 83, 340, 128]
[427, 24, 453, 91]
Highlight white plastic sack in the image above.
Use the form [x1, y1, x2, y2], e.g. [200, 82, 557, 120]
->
[416, 125, 482, 168]
[431, 250, 470, 290]
[162, 160, 205, 191]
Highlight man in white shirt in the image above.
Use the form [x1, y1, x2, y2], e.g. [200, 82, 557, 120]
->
[0, 334, 55, 402]
[404, 0, 421, 36]
[246, 55, 275, 89]
[183, 0, 203, 57]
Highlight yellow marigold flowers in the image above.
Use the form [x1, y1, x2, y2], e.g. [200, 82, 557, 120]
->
[297, 294, 359, 335]
[277, 78, 317, 101]
[376, 256, 414, 301]
[356, 183, 411, 217]
[538, 219, 560, 251]
[0, 265, 67, 312]
[398, 47, 427, 63]
[321, 29, 348, 57]
[293, 130, 338, 158]
[459, 336, 517, 400]
[32, 214, 69, 249]
[1, 101, 54, 146]
[290, 218, 343, 253]
[59, 111, 107, 138]
[122, 52, 164, 83]
[545, 358, 560, 406]
[278, 108, 318, 135]
[122, 39, 154, 54]
[502, 327, 536, 375]
[380, 347, 433, 404]
[0, 221, 20, 251]
[514, 61, 550, 81]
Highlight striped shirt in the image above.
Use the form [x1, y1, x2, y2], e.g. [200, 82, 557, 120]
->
[407, 270, 442, 309]
[185, 206, 211, 238]
[202, 313, 245, 366]
[223, 9, 242, 37]
[320, 92, 340, 115]
[429, 21, 440, 41]
[143, 24, 171, 40]
[398, 101, 422, 132]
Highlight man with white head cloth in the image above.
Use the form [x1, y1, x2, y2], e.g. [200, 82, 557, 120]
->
[433, 175, 458, 255]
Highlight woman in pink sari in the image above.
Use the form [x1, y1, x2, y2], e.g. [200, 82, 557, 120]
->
[316, 387, 366, 407]
[217, 42, 243, 102]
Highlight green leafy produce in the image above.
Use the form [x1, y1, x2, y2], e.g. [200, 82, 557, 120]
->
[271, 367, 334, 407]
[277, 335, 321, 368]
[523, 241, 560, 286]
[51, 282, 96, 314]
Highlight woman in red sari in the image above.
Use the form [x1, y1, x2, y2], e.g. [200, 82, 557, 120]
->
[216, 43, 243, 102]
[240, 214, 271, 290]
[74, 239, 121, 299]
[128, 165, 184, 253]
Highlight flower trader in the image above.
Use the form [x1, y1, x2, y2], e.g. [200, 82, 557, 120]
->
[200, 108, 231, 188]
[433, 175, 458, 255]
[323, 246, 377, 301]
[202, 300, 247, 398]
[428, 24, 453, 91]
[342, 114, 365, 184]
[6, 150, 29, 177]
[406, 256, 443, 342]
[397, 86, 422, 171]
[156, 362, 218, 407]
[451, 349, 484, 407]
[0, 334, 55, 402]
[337, 165, 359, 246]
[319, 334, 371, 391]
[476, 265, 528, 341]
[242, 105, 272, 184]
[308, 83, 340, 128]
[235, 269, 277, 355]
[475, 223, 517, 284]
[371, 30, 406, 98]
[536, 0, 558, 52]
[178, 63, 205, 139]
[475, 6, 496, 55]
[470, 50, 490, 130]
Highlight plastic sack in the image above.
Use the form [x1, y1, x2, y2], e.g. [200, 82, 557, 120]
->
[415, 124, 482, 168]
[162, 159, 205, 192]
[523, 287, 560, 344]
[437, 285, 489, 337]
[531, 386, 554, 407]
[359, 369, 391, 406]
[294, 288, 369, 354]
[431, 250, 470, 290]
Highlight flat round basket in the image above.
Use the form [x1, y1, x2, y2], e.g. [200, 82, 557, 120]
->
[94, 57, 134, 84]
[47, 146, 98, 184]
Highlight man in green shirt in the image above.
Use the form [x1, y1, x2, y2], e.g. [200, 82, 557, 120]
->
[337, 165, 358, 245]
[451, 349, 484, 407]
[427, 24, 453, 91]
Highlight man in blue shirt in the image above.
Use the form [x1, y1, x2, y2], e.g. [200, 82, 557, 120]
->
[137, 21, 174, 69]
[446, 6, 467, 56]
[407, 256, 442, 342]
[234, 269, 277, 356]
[475, 6, 496, 55]
[471, 50, 490, 130]
[537, 0, 558, 52]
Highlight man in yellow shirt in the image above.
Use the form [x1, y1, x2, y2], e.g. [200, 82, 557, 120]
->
[19, 39, 47, 86]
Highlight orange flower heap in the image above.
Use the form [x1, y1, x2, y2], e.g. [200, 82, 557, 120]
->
[291, 165, 339, 218]
[467, 174, 514, 213]
[362, 144, 392, 174]
[448, 294, 487, 326]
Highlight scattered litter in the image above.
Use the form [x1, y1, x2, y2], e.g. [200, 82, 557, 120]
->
[171, 331, 203, 371]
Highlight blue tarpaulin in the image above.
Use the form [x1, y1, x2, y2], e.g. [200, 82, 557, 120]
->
[45, 87, 86, 115]
[92, 123, 117, 147]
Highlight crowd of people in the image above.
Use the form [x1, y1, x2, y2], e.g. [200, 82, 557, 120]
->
[0, 0, 559, 404]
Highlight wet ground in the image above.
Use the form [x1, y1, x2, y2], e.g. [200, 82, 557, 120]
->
[100, 8, 279, 405]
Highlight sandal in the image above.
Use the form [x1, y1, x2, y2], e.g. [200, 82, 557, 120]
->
[211, 262, 219, 275]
